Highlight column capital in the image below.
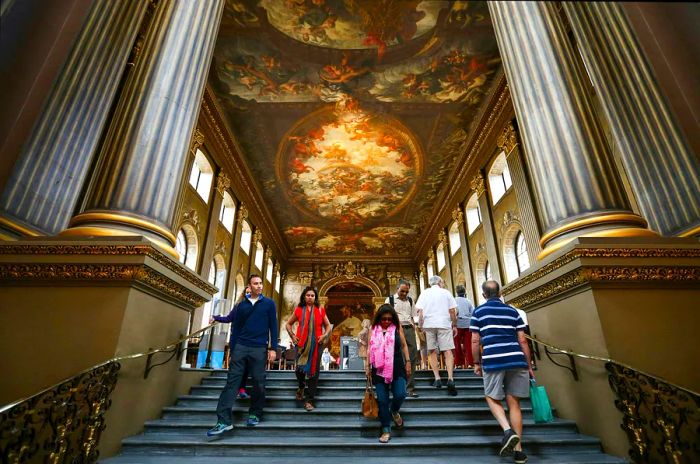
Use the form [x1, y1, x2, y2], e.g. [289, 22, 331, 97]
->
[438, 230, 448, 246]
[252, 229, 263, 245]
[470, 172, 485, 196]
[497, 123, 518, 155]
[216, 172, 230, 195]
[298, 271, 313, 285]
[190, 128, 205, 154]
[387, 271, 402, 289]
[236, 205, 249, 225]
[452, 207, 464, 225]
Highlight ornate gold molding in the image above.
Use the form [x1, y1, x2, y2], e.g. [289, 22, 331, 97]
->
[539, 213, 649, 248]
[452, 208, 464, 225]
[190, 128, 205, 154]
[387, 271, 402, 288]
[181, 209, 200, 232]
[497, 122, 518, 155]
[252, 229, 262, 245]
[470, 172, 485, 196]
[438, 230, 448, 246]
[236, 205, 249, 225]
[508, 265, 700, 309]
[0, 243, 218, 300]
[66, 212, 177, 244]
[216, 172, 230, 195]
[298, 271, 313, 285]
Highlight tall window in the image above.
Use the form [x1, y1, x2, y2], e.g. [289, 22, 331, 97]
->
[219, 192, 236, 233]
[427, 260, 435, 280]
[240, 221, 252, 254]
[254, 242, 264, 271]
[419, 272, 425, 290]
[515, 231, 530, 274]
[466, 193, 482, 235]
[266, 258, 273, 282]
[436, 244, 446, 271]
[188, 149, 214, 203]
[176, 230, 187, 264]
[484, 260, 492, 282]
[177, 225, 198, 270]
[449, 222, 461, 256]
[275, 270, 281, 293]
[202, 257, 227, 329]
[488, 151, 513, 205]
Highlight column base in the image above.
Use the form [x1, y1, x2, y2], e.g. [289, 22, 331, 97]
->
[0, 214, 43, 239]
[61, 212, 179, 260]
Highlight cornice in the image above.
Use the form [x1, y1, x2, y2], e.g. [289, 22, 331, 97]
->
[200, 87, 289, 261]
[413, 73, 513, 262]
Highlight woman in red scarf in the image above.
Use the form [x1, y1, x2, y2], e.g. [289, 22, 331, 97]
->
[366, 304, 411, 443]
[285, 286, 331, 411]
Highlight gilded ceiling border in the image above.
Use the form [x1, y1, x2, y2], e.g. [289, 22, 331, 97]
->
[503, 246, 700, 309]
[413, 72, 513, 262]
[199, 87, 289, 261]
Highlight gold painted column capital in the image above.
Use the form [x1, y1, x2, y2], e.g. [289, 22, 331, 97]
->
[496, 123, 518, 155]
[470, 173, 485, 197]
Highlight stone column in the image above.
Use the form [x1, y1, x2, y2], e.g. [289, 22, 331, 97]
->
[488, 2, 656, 258]
[562, 2, 700, 237]
[472, 172, 504, 283]
[62, 0, 225, 256]
[0, 0, 149, 237]
[453, 207, 477, 303]
[498, 123, 542, 263]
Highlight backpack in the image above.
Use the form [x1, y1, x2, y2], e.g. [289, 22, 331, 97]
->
[388, 295, 413, 308]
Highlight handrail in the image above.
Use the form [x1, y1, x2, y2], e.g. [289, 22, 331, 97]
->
[0, 323, 216, 414]
[524, 334, 699, 396]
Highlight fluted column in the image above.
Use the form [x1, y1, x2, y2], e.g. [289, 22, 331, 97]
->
[438, 230, 454, 292]
[488, 2, 656, 258]
[62, 0, 225, 256]
[498, 123, 542, 263]
[562, 2, 700, 237]
[0, 0, 149, 237]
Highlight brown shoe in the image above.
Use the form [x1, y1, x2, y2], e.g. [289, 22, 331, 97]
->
[295, 388, 304, 401]
[304, 401, 315, 411]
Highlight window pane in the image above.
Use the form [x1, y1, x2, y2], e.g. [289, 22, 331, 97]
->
[266, 258, 273, 282]
[503, 165, 513, 190]
[449, 224, 461, 256]
[485, 261, 492, 281]
[275, 271, 281, 293]
[427, 261, 435, 280]
[176, 230, 187, 264]
[188, 165, 200, 189]
[240, 222, 251, 254]
[254, 243, 264, 270]
[437, 244, 446, 271]
[516, 232, 530, 274]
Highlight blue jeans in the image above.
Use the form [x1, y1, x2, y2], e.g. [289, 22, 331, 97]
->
[374, 376, 407, 432]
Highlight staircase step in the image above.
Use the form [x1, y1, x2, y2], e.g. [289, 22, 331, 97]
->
[105, 456, 626, 464]
[118, 434, 606, 457]
[208, 369, 481, 379]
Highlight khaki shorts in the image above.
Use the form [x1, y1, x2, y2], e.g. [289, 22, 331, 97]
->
[424, 328, 454, 352]
[483, 368, 530, 400]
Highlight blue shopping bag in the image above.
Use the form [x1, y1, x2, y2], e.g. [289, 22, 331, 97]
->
[529, 379, 554, 423]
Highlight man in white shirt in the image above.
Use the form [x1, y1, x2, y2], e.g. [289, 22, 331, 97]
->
[415, 275, 458, 396]
[385, 279, 420, 397]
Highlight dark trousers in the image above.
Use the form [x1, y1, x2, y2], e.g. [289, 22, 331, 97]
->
[375, 376, 407, 431]
[453, 328, 473, 367]
[295, 368, 319, 401]
[402, 325, 418, 391]
[216, 344, 266, 425]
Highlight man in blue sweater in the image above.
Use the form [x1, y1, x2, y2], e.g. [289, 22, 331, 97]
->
[208, 275, 278, 435]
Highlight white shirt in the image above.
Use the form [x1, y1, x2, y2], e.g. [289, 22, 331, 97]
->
[415, 285, 458, 329]
[385, 294, 416, 325]
[515, 308, 529, 327]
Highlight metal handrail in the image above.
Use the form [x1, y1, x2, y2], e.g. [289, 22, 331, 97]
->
[0, 323, 216, 414]
[524, 334, 699, 396]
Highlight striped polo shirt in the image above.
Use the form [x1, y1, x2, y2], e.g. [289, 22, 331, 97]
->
[469, 298, 527, 372]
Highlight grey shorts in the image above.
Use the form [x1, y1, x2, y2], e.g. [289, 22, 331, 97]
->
[424, 328, 455, 352]
[483, 368, 530, 400]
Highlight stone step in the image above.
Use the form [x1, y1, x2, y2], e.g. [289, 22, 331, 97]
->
[191, 384, 489, 397]
[118, 434, 606, 457]
[201, 377, 487, 388]
[208, 369, 480, 379]
[160, 405, 544, 422]
[105, 455, 626, 464]
[142, 418, 579, 438]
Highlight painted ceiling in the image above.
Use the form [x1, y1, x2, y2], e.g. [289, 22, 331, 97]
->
[210, 0, 502, 258]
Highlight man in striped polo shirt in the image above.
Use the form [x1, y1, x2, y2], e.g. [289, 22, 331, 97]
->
[470, 280, 534, 464]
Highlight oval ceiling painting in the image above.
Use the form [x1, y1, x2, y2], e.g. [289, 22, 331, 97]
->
[278, 101, 422, 230]
[260, 0, 444, 51]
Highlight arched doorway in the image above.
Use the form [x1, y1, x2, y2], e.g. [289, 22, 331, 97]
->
[323, 282, 375, 359]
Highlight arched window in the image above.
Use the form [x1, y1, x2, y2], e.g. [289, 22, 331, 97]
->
[436, 243, 446, 271]
[485, 261, 492, 281]
[202, 255, 227, 333]
[466, 193, 482, 235]
[240, 220, 252, 254]
[188, 148, 214, 203]
[178, 224, 198, 271]
[254, 242, 264, 271]
[234, 273, 245, 300]
[266, 257, 273, 282]
[219, 192, 236, 233]
[449, 222, 461, 256]
[488, 151, 513, 205]
[427, 259, 435, 280]
[176, 230, 187, 264]
[515, 231, 530, 274]
[275, 270, 281, 293]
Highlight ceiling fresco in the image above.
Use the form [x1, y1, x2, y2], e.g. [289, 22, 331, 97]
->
[211, 0, 502, 257]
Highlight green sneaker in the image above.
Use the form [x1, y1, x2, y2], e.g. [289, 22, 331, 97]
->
[207, 422, 233, 436]
[246, 415, 259, 426]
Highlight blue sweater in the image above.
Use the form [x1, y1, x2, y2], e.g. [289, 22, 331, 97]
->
[215, 295, 278, 350]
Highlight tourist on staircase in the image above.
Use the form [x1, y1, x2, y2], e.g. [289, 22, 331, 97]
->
[453, 284, 475, 369]
[207, 275, 278, 436]
[366, 304, 411, 443]
[386, 279, 420, 397]
[470, 280, 534, 464]
[415, 275, 459, 396]
[210, 285, 252, 399]
[285, 286, 331, 411]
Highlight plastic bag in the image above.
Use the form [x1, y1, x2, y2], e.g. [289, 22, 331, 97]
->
[529, 379, 554, 423]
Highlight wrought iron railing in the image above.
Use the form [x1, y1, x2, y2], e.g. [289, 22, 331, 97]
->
[0, 323, 215, 464]
[526, 334, 700, 464]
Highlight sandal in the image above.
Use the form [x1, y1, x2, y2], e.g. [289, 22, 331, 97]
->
[304, 401, 315, 411]
[391, 411, 404, 428]
[295, 388, 304, 401]
[379, 432, 391, 443]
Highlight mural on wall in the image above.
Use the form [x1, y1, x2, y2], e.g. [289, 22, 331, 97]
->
[210, 0, 502, 257]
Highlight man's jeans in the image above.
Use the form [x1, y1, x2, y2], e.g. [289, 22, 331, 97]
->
[374, 376, 407, 431]
[216, 344, 267, 425]
[402, 325, 419, 391]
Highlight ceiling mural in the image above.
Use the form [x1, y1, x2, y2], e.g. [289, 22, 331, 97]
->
[211, 0, 502, 257]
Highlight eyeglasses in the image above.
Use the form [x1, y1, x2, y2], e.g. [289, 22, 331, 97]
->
[380, 317, 393, 322]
